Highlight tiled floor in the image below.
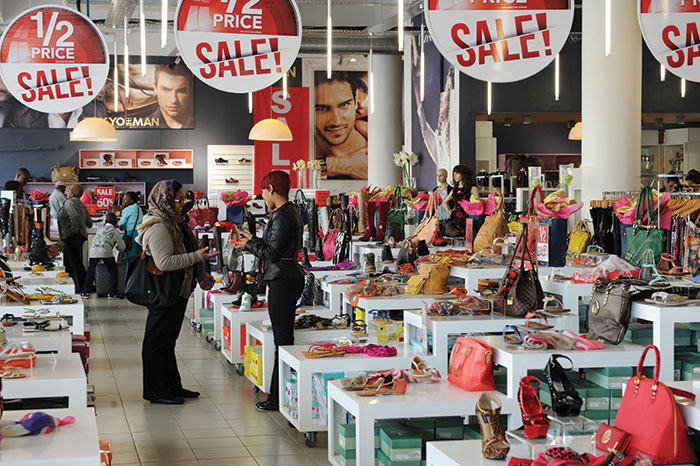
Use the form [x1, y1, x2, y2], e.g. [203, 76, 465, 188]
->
[88, 297, 330, 465]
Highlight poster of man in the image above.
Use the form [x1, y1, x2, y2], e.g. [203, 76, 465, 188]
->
[314, 71, 368, 180]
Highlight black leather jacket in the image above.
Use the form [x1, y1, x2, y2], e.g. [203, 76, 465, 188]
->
[245, 201, 304, 281]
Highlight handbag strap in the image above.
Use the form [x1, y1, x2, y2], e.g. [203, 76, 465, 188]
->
[635, 344, 660, 382]
[528, 186, 544, 215]
[494, 189, 504, 213]
[129, 208, 141, 238]
[295, 189, 307, 205]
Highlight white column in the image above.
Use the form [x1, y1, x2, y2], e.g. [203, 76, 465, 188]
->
[368, 55, 402, 187]
[581, 0, 641, 209]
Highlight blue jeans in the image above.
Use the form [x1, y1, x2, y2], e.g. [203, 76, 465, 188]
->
[83, 257, 118, 295]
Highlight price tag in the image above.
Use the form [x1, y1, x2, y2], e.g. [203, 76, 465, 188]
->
[315, 190, 331, 207]
[95, 186, 115, 211]
[536, 223, 549, 265]
[0, 5, 109, 113]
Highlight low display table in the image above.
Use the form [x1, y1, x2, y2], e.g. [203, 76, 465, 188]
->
[669, 381, 700, 432]
[540, 277, 594, 332]
[0, 408, 100, 465]
[5, 323, 72, 354]
[0, 297, 86, 335]
[321, 280, 356, 312]
[348, 293, 457, 316]
[449, 265, 507, 293]
[4, 353, 87, 408]
[327, 379, 518, 466]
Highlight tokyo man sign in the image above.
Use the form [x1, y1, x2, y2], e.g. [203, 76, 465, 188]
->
[0, 5, 109, 113]
[639, 0, 700, 83]
[175, 0, 302, 93]
[425, 0, 574, 83]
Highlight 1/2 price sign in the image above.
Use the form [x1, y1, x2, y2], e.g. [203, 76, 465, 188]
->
[425, 0, 574, 83]
[175, 0, 302, 93]
[639, 0, 700, 83]
[95, 186, 115, 211]
[0, 6, 109, 113]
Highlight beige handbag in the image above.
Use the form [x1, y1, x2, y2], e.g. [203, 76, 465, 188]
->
[412, 191, 440, 246]
[51, 165, 79, 182]
[473, 190, 508, 253]
[418, 256, 450, 295]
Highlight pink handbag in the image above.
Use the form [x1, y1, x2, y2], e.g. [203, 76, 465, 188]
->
[322, 210, 340, 261]
[412, 192, 440, 246]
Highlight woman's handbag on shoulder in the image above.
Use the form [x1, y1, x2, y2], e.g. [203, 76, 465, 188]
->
[447, 337, 495, 391]
[125, 248, 185, 309]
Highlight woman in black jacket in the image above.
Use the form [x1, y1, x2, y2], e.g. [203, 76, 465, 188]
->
[235, 170, 304, 411]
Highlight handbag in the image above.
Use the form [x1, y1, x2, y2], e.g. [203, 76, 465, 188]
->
[332, 210, 352, 265]
[516, 186, 545, 261]
[498, 223, 544, 317]
[614, 345, 696, 464]
[418, 256, 450, 295]
[473, 190, 508, 254]
[385, 187, 405, 243]
[594, 423, 632, 455]
[413, 192, 440, 246]
[397, 240, 418, 267]
[447, 337, 495, 391]
[625, 186, 666, 266]
[588, 278, 638, 345]
[125, 251, 185, 309]
[188, 194, 219, 229]
[405, 275, 425, 294]
[51, 165, 79, 183]
[323, 209, 341, 261]
[294, 189, 309, 225]
[567, 220, 591, 258]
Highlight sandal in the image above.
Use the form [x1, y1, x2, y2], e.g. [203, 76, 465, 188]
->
[0, 366, 25, 379]
[301, 343, 346, 358]
[542, 296, 570, 315]
[369, 309, 390, 324]
[658, 253, 690, 276]
[357, 378, 407, 396]
[352, 320, 368, 337]
[1, 314, 19, 327]
[525, 312, 552, 330]
[341, 374, 368, 390]
[411, 357, 432, 379]
[525, 331, 576, 351]
[503, 325, 524, 345]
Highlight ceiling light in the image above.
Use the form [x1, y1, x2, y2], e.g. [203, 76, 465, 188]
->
[554, 54, 560, 101]
[161, 0, 167, 48]
[568, 122, 582, 140]
[487, 81, 492, 115]
[369, 48, 374, 114]
[660, 63, 666, 81]
[113, 32, 118, 111]
[523, 115, 532, 125]
[504, 117, 512, 127]
[398, 0, 404, 51]
[419, 22, 425, 102]
[681, 78, 686, 98]
[605, 0, 611, 56]
[282, 73, 288, 99]
[248, 92, 253, 114]
[249, 119, 293, 141]
[140, 0, 146, 76]
[70, 118, 118, 142]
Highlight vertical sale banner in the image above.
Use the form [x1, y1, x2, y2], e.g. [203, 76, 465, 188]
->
[253, 87, 309, 194]
[639, 0, 700, 82]
[175, 0, 302, 93]
[425, 0, 574, 83]
[0, 6, 109, 113]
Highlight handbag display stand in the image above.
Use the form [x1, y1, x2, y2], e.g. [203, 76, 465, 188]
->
[505, 412, 598, 458]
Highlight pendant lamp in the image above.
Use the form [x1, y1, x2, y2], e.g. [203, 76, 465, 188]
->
[568, 122, 582, 140]
[70, 117, 118, 142]
[249, 118, 293, 141]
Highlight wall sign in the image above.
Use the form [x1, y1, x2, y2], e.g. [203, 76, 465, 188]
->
[95, 186, 115, 211]
[425, 0, 574, 83]
[639, 0, 700, 83]
[0, 5, 109, 113]
[175, 0, 302, 94]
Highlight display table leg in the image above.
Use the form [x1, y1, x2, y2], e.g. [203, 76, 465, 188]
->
[506, 364, 527, 399]
[356, 413, 375, 465]
[653, 316, 675, 382]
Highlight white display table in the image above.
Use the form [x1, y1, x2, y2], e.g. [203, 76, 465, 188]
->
[0, 408, 100, 465]
[327, 379, 518, 466]
[321, 280, 356, 312]
[449, 265, 507, 293]
[540, 277, 594, 332]
[5, 323, 72, 354]
[669, 381, 700, 431]
[0, 297, 85, 335]
[4, 353, 87, 408]
[348, 293, 456, 316]
[18, 282, 77, 294]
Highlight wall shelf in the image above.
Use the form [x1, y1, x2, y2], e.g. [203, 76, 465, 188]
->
[79, 149, 194, 170]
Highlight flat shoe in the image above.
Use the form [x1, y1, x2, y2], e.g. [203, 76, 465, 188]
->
[150, 396, 185, 405]
[255, 401, 279, 412]
[176, 389, 200, 398]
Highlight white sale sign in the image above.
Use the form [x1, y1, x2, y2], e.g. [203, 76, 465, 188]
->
[0, 5, 109, 113]
[425, 0, 574, 83]
[175, 0, 302, 94]
[638, 0, 700, 83]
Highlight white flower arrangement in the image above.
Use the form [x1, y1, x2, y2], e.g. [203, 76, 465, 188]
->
[307, 159, 322, 170]
[292, 160, 306, 172]
[392, 149, 419, 183]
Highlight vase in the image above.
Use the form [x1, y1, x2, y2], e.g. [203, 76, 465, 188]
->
[312, 169, 321, 189]
[296, 171, 303, 189]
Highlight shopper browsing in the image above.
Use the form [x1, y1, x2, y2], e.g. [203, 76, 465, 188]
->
[49, 181, 66, 219]
[234, 170, 305, 412]
[118, 191, 143, 261]
[136, 180, 217, 405]
[57, 184, 92, 293]
[82, 213, 125, 299]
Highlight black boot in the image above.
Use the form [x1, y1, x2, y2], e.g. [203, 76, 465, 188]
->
[199, 236, 211, 275]
[300, 247, 312, 269]
[417, 240, 430, 257]
[307, 201, 318, 252]
[315, 232, 325, 261]
[381, 244, 394, 264]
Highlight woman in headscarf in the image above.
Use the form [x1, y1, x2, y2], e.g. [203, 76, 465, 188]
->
[136, 180, 218, 405]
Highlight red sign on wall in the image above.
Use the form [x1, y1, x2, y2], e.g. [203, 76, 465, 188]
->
[253, 87, 309, 194]
[95, 186, 115, 211]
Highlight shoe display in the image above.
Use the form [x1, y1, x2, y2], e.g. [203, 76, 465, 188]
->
[226, 178, 239, 183]
[300, 247, 312, 269]
[381, 244, 394, 263]
[519, 376, 550, 439]
[363, 252, 376, 273]
[544, 354, 583, 417]
[476, 393, 510, 459]
[214, 157, 228, 164]
[239, 158, 252, 163]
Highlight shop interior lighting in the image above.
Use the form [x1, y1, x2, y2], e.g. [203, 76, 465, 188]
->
[568, 122, 582, 140]
[327, 0, 332, 78]
[369, 48, 374, 114]
[487, 81, 492, 115]
[419, 22, 425, 102]
[249, 119, 293, 141]
[113, 32, 118, 111]
[554, 54, 560, 101]
[523, 115, 531, 125]
[682, 78, 686, 98]
[660, 63, 666, 81]
[140, 0, 146, 76]
[605, 0, 611, 56]
[677, 115, 685, 125]
[504, 117, 512, 127]
[398, 0, 404, 52]
[161, 0, 168, 48]
[350, 56, 356, 63]
[248, 92, 253, 114]
[71, 118, 118, 142]
[124, 16, 129, 98]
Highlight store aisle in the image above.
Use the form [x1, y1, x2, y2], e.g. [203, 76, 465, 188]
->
[87, 297, 330, 466]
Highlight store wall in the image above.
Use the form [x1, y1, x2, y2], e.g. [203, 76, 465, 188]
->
[493, 123, 581, 155]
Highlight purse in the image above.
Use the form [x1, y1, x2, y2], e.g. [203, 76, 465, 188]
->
[51, 165, 79, 183]
[418, 256, 450, 295]
[567, 220, 591, 258]
[332, 210, 352, 265]
[473, 190, 508, 254]
[405, 275, 425, 294]
[396, 240, 418, 267]
[594, 423, 632, 455]
[498, 223, 544, 317]
[614, 344, 696, 464]
[625, 186, 666, 266]
[413, 191, 440, 246]
[323, 209, 341, 261]
[125, 249, 185, 309]
[294, 189, 309, 225]
[447, 337, 495, 391]
[122, 208, 141, 252]
[385, 187, 405, 243]
[516, 186, 545, 261]
[188, 194, 219, 229]
[588, 278, 637, 345]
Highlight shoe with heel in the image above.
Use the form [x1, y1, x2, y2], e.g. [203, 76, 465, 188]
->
[545, 354, 583, 417]
[519, 376, 550, 439]
[476, 393, 510, 459]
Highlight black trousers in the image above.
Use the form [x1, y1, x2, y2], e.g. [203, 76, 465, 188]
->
[267, 276, 304, 406]
[63, 234, 86, 293]
[142, 296, 188, 401]
[83, 257, 118, 295]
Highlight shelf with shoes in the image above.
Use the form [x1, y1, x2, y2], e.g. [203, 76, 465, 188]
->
[78, 149, 193, 169]
[2, 296, 86, 336]
[4, 319, 72, 354]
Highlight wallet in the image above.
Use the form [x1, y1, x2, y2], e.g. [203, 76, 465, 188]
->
[595, 423, 631, 454]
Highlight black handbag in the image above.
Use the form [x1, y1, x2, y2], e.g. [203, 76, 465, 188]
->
[498, 223, 544, 317]
[125, 253, 184, 309]
[397, 240, 418, 267]
[332, 210, 352, 264]
[385, 187, 405, 243]
[294, 189, 309, 225]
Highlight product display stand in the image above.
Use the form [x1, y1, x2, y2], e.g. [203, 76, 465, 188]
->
[321, 280, 357, 313]
[327, 379, 519, 466]
[4, 353, 87, 408]
[347, 293, 458, 317]
[5, 322, 72, 354]
[0, 408, 100, 465]
[505, 413, 597, 457]
[1, 298, 86, 335]
[449, 265, 507, 292]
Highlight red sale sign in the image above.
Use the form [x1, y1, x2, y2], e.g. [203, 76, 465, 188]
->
[0, 6, 109, 113]
[639, 0, 700, 82]
[95, 186, 115, 211]
[175, 0, 301, 93]
[253, 87, 309, 194]
[425, 0, 574, 83]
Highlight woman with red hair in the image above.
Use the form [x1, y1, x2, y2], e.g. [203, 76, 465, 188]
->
[234, 170, 305, 411]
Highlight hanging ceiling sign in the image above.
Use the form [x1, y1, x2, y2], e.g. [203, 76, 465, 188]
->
[0, 5, 109, 113]
[638, 0, 700, 82]
[425, 0, 574, 83]
[175, 0, 302, 94]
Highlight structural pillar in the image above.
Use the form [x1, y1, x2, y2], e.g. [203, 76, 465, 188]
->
[368, 55, 402, 187]
[581, 0, 641, 209]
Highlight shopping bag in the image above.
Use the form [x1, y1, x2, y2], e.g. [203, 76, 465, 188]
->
[537, 218, 567, 267]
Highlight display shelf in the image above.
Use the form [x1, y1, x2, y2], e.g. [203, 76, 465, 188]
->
[24, 181, 147, 206]
[321, 279, 356, 312]
[207, 145, 255, 213]
[4, 320, 72, 354]
[0, 296, 86, 336]
[79, 149, 193, 169]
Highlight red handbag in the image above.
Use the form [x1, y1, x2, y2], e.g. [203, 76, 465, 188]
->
[614, 345, 696, 465]
[447, 337, 495, 391]
[188, 194, 219, 229]
[516, 186, 544, 262]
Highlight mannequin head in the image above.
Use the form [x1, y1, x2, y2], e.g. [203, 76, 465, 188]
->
[436, 168, 448, 185]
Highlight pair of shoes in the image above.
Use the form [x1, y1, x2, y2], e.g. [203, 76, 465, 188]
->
[80, 293, 90, 299]
[255, 399, 279, 412]
[150, 395, 185, 405]
[175, 388, 200, 398]
[239, 158, 251, 163]
[107, 294, 120, 300]
[226, 178, 239, 183]
[215, 157, 228, 164]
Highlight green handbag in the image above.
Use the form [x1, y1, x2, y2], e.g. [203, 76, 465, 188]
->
[625, 186, 665, 267]
[385, 187, 405, 242]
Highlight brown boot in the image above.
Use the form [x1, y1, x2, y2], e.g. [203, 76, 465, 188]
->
[357, 190, 366, 234]
[363, 253, 376, 273]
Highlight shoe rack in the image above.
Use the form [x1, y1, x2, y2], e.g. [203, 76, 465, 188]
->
[207, 145, 255, 218]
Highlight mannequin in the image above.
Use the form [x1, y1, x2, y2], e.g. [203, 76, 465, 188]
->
[432, 168, 453, 234]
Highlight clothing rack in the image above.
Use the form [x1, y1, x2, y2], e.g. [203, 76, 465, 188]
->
[602, 190, 640, 200]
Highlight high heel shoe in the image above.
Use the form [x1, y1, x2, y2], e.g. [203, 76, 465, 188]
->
[519, 376, 550, 439]
[544, 354, 583, 417]
[476, 393, 510, 459]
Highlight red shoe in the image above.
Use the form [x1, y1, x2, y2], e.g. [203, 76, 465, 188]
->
[519, 376, 550, 439]
[359, 199, 376, 241]
[432, 228, 447, 247]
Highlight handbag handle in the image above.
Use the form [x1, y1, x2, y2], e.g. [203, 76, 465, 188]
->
[527, 186, 544, 216]
[635, 344, 660, 383]
[575, 220, 590, 234]
[295, 189, 307, 205]
[494, 189, 504, 213]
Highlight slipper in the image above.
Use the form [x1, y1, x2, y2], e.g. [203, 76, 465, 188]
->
[542, 296, 571, 315]
[503, 325, 524, 345]
[301, 343, 346, 358]
[356, 378, 407, 396]
[562, 330, 605, 351]
[525, 331, 576, 351]
[525, 312, 552, 330]
[1, 313, 19, 327]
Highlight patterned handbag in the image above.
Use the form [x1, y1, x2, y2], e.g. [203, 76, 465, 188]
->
[498, 223, 544, 317]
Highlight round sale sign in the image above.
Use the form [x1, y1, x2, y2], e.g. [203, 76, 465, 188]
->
[425, 0, 574, 83]
[175, 0, 302, 94]
[638, 0, 700, 83]
[0, 6, 109, 113]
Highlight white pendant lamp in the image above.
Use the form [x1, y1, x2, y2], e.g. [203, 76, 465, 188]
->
[70, 117, 118, 142]
[568, 122, 582, 140]
[249, 118, 293, 141]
